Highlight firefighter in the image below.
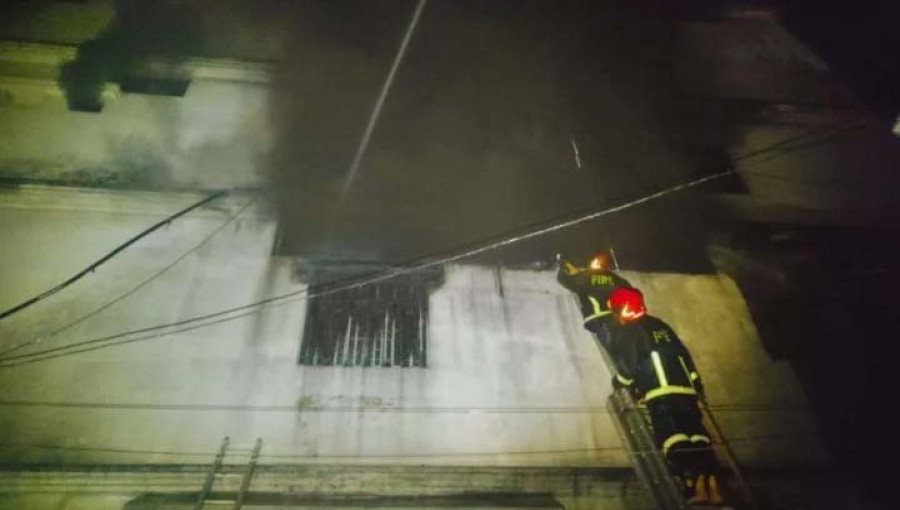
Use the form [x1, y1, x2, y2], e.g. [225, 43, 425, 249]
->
[556, 251, 631, 350]
[606, 287, 724, 505]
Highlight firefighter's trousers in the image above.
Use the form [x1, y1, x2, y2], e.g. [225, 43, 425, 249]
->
[646, 394, 718, 480]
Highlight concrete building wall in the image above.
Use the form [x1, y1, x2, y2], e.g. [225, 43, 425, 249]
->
[621, 272, 824, 467]
[0, 42, 272, 189]
[0, 465, 650, 510]
[0, 187, 824, 472]
[676, 14, 841, 105]
[731, 121, 900, 212]
[673, 12, 900, 227]
[2, 1, 115, 45]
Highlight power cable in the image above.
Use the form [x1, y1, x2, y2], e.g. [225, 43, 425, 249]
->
[0, 432, 823, 461]
[339, 0, 428, 203]
[253, 434, 822, 460]
[737, 128, 871, 172]
[0, 399, 813, 414]
[0, 190, 227, 322]
[731, 121, 868, 164]
[0, 169, 735, 367]
[0, 193, 262, 359]
[0, 121, 867, 367]
[0, 443, 228, 458]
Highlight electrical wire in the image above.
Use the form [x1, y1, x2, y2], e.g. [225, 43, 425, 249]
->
[252, 434, 822, 460]
[731, 121, 868, 164]
[0, 399, 812, 414]
[739, 171, 869, 186]
[339, 0, 428, 203]
[0, 432, 823, 461]
[0, 401, 612, 413]
[739, 124, 870, 168]
[0, 190, 227, 322]
[0, 169, 735, 367]
[0, 443, 227, 458]
[0, 121, 868, 367]
[0, 193, 262, 359]
[726, 121, 872, 189]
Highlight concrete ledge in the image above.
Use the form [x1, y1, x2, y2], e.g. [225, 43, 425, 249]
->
[0, 41, 273, 84]
[0, 184, 263, 219]
[0, 464, 638, 497]
[126, 492, 566, 509]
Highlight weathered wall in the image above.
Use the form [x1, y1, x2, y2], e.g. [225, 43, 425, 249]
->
[732, 122, 900, 212]
[0, 465, 650, 510]
[620, 272, 824, 467]
[0, 42, 272, 189]
[0, 186, 624, 468]
[0, 187, 824, 473]
[2, 1, 115, 45]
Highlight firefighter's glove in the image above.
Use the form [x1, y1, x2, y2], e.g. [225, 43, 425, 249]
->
[563, 261, 580, 275]
[612, 375, 635, 392]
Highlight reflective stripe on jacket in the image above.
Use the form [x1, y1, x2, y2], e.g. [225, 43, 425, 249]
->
[556, 267, 631, 324]
[608, 315, 703, 402]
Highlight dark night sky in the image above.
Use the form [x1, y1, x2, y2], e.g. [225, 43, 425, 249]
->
[780, 0, 900, 116]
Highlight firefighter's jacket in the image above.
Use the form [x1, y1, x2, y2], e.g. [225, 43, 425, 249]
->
[557, 265, 631, 326]
[608, 315, 704, 402]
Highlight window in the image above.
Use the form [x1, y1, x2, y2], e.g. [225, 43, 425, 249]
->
[298, 267, 442, 367]
[119, 76, 190, 97]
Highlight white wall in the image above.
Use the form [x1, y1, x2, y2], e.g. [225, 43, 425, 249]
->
[0, 186, 825, 470]
[0, 186, 624, 468]
[621, 271, 825, 467]
[0, 1, 114, 45]
[0, 42, 272, 189]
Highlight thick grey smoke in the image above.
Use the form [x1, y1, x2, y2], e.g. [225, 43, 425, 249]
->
[268, 1, 725, 270]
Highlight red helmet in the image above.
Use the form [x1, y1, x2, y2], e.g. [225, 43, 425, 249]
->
[608, 287, 646, 324]
[588, 252, 611, 271]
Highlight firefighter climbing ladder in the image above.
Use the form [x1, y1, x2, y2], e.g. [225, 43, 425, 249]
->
[591, 250, 756, 509]
[608, 388, 690, 510]
[194, 437, 263, 510]
[601, 339, 757, 510]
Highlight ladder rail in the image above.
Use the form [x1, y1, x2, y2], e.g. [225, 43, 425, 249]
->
[195, 436, 230, 510]
[608, 389, 689, 510]
[700, 399, 760, 510]
[592, 324, 688, 510]
[232, 438, 263, 510]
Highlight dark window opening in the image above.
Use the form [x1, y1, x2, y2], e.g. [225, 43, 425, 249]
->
[119, 76, 190, 97]
[298, 268, 440, 368]
[66, 95, 104, 112]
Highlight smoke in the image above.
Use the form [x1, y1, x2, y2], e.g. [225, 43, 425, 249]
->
[260, 1, 734, 270]
[59, 0, 204, 112]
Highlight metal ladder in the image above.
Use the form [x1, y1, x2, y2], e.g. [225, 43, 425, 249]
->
[194, 437, 263, 510]
[608, 389, 690, 510]
[562, 254, 754, 509]
[599, 337, 756, 510]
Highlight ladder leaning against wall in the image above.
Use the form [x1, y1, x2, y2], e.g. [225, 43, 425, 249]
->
[194, 437, 263, 510]
[596, 331, 757, 510]
[588, 250, 756, 510]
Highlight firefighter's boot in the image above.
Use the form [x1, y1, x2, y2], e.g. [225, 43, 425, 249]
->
[707, 474, 724, 505]
[688, 474, 709, 505]
[682, 473, 695, 499]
